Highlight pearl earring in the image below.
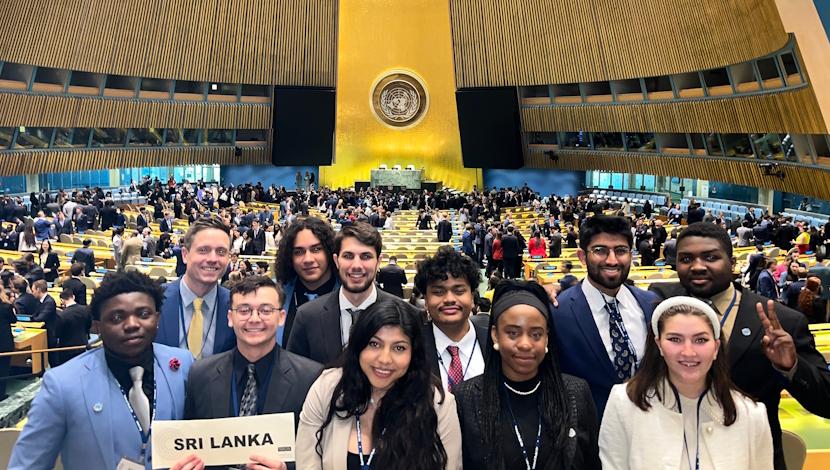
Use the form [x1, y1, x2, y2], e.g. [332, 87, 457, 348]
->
[545, 347, 549, 354]
[493, 343, 500, 351]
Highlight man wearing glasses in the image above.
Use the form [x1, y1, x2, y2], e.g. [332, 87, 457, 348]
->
[173, 275, 322, 470]
[551, 215, 658, 420]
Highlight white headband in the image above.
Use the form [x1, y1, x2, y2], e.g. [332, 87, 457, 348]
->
[651, 296, 721, 340]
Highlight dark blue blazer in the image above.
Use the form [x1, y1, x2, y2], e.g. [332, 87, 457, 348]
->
[155, 278, 236, 356]
[552, 280, 658, 420]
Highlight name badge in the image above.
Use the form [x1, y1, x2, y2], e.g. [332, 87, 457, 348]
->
[117, 457, 144, 470]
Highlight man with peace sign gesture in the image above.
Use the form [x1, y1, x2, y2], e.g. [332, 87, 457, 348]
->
[649, 223, 830, 470]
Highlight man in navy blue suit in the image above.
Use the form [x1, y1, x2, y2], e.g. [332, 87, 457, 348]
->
[551, 215, 658, 419]
[156, 217, 235, 358]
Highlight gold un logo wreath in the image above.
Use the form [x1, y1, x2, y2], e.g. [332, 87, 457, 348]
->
[371, 72, 428, 128]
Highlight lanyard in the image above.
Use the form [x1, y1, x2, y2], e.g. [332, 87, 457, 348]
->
[178, 297, 217, 355]
[230, 359, 275, 417]
[117, 378, 157, 464]
[355, 415, 376, 470]
[673, 387, 706, 470]
[719, 289, 738, 327]
[502, 386, 542, 470]
[437, 337, 478, 389]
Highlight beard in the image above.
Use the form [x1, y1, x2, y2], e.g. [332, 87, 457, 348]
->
[340, 272, 375, 294]
[586, 260, 630, 292]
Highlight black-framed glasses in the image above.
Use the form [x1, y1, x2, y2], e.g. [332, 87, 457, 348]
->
[588, 246, 631, 258]
[231, 304, 280, 318]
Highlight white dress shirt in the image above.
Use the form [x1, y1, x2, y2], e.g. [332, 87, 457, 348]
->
[339, 284, 378, 345]
[432, 320, 485, 391]
[581, 279, 647, 365]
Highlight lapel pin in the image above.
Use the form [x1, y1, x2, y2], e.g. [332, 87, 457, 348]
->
[568, 427, 576, 438]
[741, 328, 751, 337]
[92, 402, 103, 413]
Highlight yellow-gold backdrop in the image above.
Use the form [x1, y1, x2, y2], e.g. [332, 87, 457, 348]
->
[319, 0, 482, 191]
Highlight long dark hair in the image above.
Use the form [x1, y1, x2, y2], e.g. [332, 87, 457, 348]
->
[481, 280, 572, 470]
[315, 297, 446, 469]
[626, 303, 739, 426]
[276, 217, 335, 282]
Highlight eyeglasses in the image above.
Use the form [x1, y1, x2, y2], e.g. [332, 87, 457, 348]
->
[588, 246, 631, 258]
[231, 305, 280, 318]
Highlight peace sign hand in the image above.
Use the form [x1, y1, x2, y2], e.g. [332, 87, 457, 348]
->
[756, 300, 797, 371]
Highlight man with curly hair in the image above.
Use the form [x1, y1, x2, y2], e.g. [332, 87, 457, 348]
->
[415, 245, 488, 392]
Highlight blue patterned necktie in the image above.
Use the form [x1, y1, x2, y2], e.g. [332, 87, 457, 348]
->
[605, 299, 637, 381]
[239, 364, 257, 416]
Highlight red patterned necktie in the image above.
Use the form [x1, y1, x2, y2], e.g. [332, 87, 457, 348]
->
[446, 345, 464, 391]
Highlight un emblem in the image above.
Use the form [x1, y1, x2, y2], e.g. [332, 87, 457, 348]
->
[371, 71, 428, 128]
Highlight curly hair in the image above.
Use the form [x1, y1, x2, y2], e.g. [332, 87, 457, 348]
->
[276, 217, 336, 282]
[89, 271, 164, 321]
[414, 245, 482, 295]
[316, 297, 446, 469]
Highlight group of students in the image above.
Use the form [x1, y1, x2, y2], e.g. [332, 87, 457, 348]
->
[7, 212, 830, 469]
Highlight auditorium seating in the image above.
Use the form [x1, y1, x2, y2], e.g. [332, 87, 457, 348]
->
[680, 196, 766, 223]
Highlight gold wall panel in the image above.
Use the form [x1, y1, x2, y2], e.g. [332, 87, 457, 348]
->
[320, 0, 481, 192]
[522, 86, 827, 134]
[0, 0, 337, 86]
[0, 93, 270, 129]
[0, 146, 271, 177]
[525, 150, 830, 201]
[450, 0, 789, 87]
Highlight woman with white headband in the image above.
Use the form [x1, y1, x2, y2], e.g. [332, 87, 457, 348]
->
[599, 296, 773, 470]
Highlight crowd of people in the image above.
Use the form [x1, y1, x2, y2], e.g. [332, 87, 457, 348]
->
[1, 177, 829, 469]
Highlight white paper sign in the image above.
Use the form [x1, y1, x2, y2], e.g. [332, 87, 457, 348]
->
[151, 413, 295, 469]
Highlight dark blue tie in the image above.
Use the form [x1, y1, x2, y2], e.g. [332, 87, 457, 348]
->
[606, 300, 637, 381]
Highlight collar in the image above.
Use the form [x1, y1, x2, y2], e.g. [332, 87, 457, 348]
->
[339, 284, 378, 311]
[581, 277, 633, 312]
[432, 319, 476, 353]
[653, 379, 724, 425]
[710, 283, 737, 315]
[232, 344, 279, 385]
[179, 277, 218, 310]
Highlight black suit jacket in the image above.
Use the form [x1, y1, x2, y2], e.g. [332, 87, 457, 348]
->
[56, 304, 91, 348]
[0, 303, 17, 354]
[423, 314, 490, 382]
[41, 251, 60, 283]
[32, 296, 58, 344]
[250, 228, 266, 255]
[287, 289, 419, 365]
[436, 219, 453, 243]
[501, 234, 520, 258]
[14, 292, 40, 318]
[652, 283, 830, 470]
[376, 265, 407, 298]
[184, 346, 321, 423]
[454, 374, 601, 470]
[70, 248, 95, 275]
[61, 277, 87, 305]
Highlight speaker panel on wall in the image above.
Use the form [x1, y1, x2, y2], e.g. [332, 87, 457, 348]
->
[455, 87, 524, 169]
[272, 86, 336, 166]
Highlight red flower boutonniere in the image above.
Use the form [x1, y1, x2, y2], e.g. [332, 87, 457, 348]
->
[169, 358, 181, 371]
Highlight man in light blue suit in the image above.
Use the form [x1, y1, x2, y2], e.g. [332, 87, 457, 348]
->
[552, 215, 658, 420]
[155, 217, 235, 358]
[10, 271, 194, 470]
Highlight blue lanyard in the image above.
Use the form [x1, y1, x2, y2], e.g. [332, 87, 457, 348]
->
[178, 297, 217, 355]
[437, 337, 478, 389]
[719, 289, 738, 327]
[673, 387, 705, 470]
[117, 378, 157, 464]
[355, 415, 376, 470]
[230, 359, 275, 417]
[502, 385, 542, 470]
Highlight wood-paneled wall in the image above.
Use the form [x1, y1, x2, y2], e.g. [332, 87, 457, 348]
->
[0, 0, 337, 86]
[521, 86, 827, 134]
[525, 150, 830, 201]
[450, 0, 788, 87]
[0, 93, 270, 129]
[0, 146, 271, 177]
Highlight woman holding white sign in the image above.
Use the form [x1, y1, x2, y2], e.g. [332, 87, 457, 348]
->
[296, 297, 462, 469]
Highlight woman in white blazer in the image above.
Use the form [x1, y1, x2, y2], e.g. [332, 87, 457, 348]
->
[600, 296, 773, 470]
[296, 297, 462, 470]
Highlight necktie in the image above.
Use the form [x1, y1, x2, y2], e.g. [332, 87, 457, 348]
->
[188, 297, 204, 358]
[346, 308, 362, 325]
[128, 366, 151, 433]
[239, 364, 258, 416]
[605, 299, 637, 381]
[446, 345, 464, 391]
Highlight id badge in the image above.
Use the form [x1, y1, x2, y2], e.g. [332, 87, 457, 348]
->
[116, 457, 145, 470]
